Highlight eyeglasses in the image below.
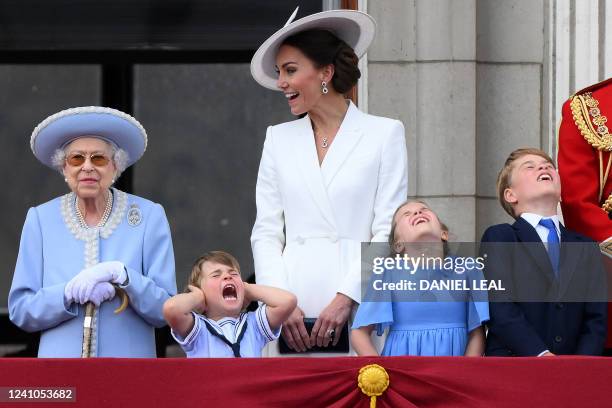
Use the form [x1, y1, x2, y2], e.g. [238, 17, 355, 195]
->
[65, 153, 111, 167]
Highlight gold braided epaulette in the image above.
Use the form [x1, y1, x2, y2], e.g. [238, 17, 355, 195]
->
[570, 92, 612, 151]
[603, 193, 612, 213]
[600, 239, 612, 258]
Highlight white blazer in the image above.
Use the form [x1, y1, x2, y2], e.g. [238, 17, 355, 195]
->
[251, 101, 408, 318]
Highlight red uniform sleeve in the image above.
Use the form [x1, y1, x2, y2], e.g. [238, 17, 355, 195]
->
[558, 88, 612, 349]
[558, 96, 612, 243]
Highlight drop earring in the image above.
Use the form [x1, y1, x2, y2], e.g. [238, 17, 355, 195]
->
[321, 81, 329, 94]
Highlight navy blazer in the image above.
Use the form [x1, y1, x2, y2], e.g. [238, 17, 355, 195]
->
[481, 217, 607, 356]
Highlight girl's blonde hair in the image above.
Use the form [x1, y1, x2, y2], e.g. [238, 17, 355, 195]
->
[388, 200, 450, 255]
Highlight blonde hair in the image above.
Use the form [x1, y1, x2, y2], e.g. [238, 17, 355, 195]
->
[388, 200, 449, 255]
[496, 148, 555, 218]
[187, 251, 241, 289]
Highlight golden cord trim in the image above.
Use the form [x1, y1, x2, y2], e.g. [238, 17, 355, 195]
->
[602, 193, 612, 213]
[600, 240, 612, 257]
[603, 154, 612, 204]
[570, 94, 612, 152]
[571, 93, 612, 206]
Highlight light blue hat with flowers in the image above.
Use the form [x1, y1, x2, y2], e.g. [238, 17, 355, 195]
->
[30, 106, 148, 169]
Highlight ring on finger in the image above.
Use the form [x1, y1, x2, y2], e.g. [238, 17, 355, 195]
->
[326, 328, 335, 340]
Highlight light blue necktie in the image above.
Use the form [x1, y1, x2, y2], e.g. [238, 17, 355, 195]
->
[539, 218, 560, 277]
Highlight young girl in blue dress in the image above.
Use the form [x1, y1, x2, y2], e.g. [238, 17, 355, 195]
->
[351, 200, 488, 356]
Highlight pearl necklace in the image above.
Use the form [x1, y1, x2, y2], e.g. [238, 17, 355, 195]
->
[75, 190, 113, 228]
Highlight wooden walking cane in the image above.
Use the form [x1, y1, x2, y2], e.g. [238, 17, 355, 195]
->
[81, 288, 130, 358]
[81, 302, 95, 358]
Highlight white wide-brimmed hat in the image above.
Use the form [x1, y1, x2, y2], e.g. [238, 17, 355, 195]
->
[250, 8, 376, 90]
[30, 106, 148, 169]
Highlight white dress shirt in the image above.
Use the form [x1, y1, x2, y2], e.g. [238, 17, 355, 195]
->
[520, 212, 561, 243]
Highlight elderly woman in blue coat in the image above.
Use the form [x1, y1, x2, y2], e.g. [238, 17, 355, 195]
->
[8, 107, 177, 357]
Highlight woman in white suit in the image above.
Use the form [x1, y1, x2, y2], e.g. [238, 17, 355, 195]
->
[250, 9, 408, 355]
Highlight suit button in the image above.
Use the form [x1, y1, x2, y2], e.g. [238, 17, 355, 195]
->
[556, 303, 564, 309]
[555, 335, 562, 343]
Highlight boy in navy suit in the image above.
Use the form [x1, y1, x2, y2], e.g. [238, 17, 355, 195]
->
[481, 148, 607, 356]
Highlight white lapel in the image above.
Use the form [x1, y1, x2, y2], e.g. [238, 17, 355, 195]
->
[290, 116, 338, 229]
[320, 101, 364, 187]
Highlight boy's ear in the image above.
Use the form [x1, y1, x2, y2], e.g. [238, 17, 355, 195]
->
[441, 230, 449, 241]
[503, 187, 518, 205]
[393, 241, 404, 253]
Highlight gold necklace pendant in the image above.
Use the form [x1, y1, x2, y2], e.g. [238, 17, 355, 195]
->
[321, 137, 328, 148]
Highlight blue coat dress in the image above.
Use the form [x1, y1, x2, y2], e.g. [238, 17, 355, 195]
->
[352, 264, 489, 356]
[8, 188, 177, 357]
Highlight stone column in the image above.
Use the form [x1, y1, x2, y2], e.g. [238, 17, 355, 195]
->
[363, 0, 612, 240]
[475, 0, 546, 236]
[367, 0, 477, 240]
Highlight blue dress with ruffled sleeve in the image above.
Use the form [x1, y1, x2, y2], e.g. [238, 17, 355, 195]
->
[352, 264, 489, 356]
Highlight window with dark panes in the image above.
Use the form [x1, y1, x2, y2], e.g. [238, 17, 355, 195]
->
[0, 0, 322, 357]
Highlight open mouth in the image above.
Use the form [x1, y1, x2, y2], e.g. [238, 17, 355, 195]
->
[537, 173, 553, 182]
[412, 216, 429, 226]
[285, 92, 299, 101]
[222, 284, 237, 301]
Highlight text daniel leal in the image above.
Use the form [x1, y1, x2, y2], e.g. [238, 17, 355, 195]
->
[372, 279, 505, 291]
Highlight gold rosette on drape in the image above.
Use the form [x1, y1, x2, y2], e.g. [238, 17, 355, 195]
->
[358, 364, 389, 408]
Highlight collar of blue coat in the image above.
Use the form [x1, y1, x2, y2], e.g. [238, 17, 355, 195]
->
[61, 188, 129, 242]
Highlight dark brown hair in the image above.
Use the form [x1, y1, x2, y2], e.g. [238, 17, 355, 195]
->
[281, 29, 361, 94]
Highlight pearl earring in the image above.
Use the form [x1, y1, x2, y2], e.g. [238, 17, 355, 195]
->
[64, 177, 68, 183]
[321, 81, 329, 94]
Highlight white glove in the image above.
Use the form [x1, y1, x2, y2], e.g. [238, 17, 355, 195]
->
[88, 282, 116, 306]
[64, 261, 127, 305]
